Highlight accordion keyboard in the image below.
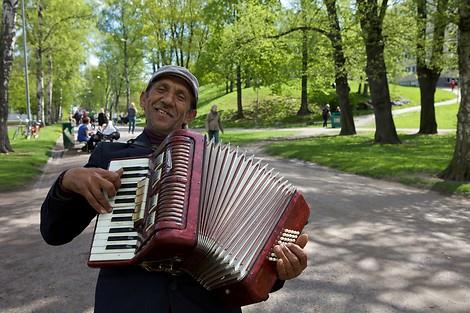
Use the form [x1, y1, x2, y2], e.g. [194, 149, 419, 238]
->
[89, 158, 150, 262]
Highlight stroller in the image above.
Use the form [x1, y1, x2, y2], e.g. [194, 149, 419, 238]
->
[99, 121, 120, 142]
[83, 122, 120, 152]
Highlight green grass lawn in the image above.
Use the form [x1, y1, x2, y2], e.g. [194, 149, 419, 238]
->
[220, 129, 299, 145]
[388, 84, 456, 107]
[393, 103, 459, 129]
[1, 124, 62, 191]
[192, 81, 456, 129]
[263, 133, 469, 195]
[362, 102, 459, 129]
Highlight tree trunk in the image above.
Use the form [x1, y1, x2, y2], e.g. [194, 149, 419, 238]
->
[297, 29, 310, 115]
[417, 68, 438, 134]
[358, 0, 400, 144]
[324, 0, 356, 135]
[0, 0, 18, 153]
[357, 76, 362, 94]
[36, 1, 45, 124]
[236, 64, 243, 118]
[439, 1, 470, 180]
[45, 55, 53, 125]
[363, 81, 369, 96]
[416, 0, 449, 135]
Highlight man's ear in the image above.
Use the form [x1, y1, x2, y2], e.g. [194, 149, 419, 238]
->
[139, 92, 146, 109]
[185, 110, 197, 125]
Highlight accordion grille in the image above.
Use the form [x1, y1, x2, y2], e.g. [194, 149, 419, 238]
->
[194, 141, 295, 290]
[154, 141, 192, 225]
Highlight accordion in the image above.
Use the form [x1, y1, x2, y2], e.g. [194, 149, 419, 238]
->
[88, 129, 310, 306]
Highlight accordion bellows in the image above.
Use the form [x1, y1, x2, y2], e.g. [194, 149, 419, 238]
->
[88, 129, 310, 306]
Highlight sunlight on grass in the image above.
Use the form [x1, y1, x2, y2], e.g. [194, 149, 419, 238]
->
[264, 133, 470, 195]
[362, 102, 459, 129]
[221, 129, 299, 145]
[1, 125, 62, 191]
[393, 103, 459, 129]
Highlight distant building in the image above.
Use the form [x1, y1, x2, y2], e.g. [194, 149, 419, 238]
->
[396, 64, 458, 88]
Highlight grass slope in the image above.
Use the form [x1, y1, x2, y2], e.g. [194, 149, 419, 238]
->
[1, 125, 62, 191]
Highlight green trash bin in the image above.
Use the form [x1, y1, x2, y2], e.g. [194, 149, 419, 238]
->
[62, 122, 74, 149]
[331, 112, 341, 128]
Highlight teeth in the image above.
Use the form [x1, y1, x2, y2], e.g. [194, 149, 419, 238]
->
[156, 108, 169, 116]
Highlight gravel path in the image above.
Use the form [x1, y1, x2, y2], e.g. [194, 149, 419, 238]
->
[1, 111, 469, 313]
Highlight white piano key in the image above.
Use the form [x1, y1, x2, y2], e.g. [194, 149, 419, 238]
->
[96, 220, 133, 228]
[92, 239, 138, 248]
[97, 213, 133, 221]
[89, 252, 136, 261]
[91, 246, 137, 254]
[93, 232, 138, 240]
[109, 158, 149, 171]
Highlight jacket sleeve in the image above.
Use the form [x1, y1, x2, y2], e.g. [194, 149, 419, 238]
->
[271, 279, 285, 293]
[40, 143, 108, 246]
[218, 116, 223, 132]
[40, 174, 97, 245]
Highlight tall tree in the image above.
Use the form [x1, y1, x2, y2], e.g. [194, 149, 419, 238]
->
[439, 0, 470, 180]
[416, 0, 450, 134]
[99, 0, 144, 111]
[27, 0, 92, 125]
[0, 0, 18, 153]
[324, 0, 356, 135]
[357, 0, 400, 144]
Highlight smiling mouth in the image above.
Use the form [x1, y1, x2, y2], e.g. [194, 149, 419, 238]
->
[154, 107, 173, 118]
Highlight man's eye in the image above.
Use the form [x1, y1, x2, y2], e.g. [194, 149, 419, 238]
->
[177, 94, 186, 101]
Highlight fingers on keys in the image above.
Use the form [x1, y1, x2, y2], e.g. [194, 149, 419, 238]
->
[274, 234, 308, 280]
[66, 168, 123, 214]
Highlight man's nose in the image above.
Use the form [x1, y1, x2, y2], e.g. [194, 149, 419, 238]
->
[160, 91, 176, 107]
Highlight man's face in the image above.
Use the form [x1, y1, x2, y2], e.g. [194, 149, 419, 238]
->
[140, 76, 196, 135]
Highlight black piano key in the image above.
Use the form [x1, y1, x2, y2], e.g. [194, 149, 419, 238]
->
[105, 244, 137, 250]
[115, 198, 135, 204]
[109, 227, 135, 233]
[120, 183, 137, 189]
[113, 208, 135, 214]
[116, 190, 136, 196]
[111, 216, 133, 222]
[108, 235, 140, 241]
[121, 173, 147, 179]
[122, 166, 149, 171]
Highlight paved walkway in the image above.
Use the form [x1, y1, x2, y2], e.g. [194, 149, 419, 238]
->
[1, 97, 469, 313]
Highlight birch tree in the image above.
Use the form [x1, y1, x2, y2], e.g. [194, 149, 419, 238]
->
[0, 0, 18, 153]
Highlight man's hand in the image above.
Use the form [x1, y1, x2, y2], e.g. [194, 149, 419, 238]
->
[274, 233, 309, 280]
[61, 168, 123, 214]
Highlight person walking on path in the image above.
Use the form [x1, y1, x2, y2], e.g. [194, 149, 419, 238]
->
[127, 102, 137, 134]
[450, 78, 458, 91]
[97, 108, 108, 127]
[322, 104, 331, 128]
[205, 104, 224, 144]
[39, 65, 308, 313]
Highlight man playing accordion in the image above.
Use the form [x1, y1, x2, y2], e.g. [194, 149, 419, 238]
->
[40, 65, 308, 313]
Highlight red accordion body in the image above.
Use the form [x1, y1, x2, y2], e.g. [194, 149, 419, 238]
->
[88, 129, 310, 306]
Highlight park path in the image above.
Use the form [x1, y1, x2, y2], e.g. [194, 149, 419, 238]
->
[1, 94, 469, 313]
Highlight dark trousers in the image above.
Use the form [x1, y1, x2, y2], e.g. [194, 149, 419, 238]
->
[208, 130, 220, 144]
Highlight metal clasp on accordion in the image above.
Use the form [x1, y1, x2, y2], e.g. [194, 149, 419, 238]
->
[140, 259, 183, 276]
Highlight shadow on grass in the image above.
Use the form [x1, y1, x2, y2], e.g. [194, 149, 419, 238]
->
[431, 180, 470, 195]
